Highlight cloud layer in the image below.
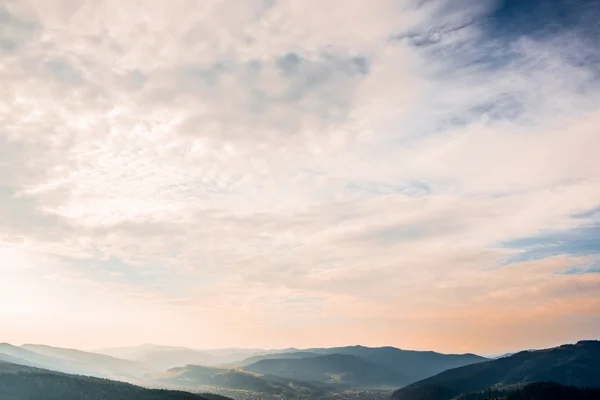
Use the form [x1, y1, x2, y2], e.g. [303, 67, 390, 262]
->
[1, 0, 599, 354]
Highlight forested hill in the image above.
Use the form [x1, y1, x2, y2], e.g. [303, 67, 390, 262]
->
[0, 361, 232, 400]
[392, 340, 600, 400]
[455, 382, 600, 400]
[506, 382, 600, 400]
[244, 353, 408, 387]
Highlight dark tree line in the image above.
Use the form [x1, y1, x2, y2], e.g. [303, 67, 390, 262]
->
[0, 370, 231, 400]
[506, 382, 600, 400]
[455, 382, 600, 400]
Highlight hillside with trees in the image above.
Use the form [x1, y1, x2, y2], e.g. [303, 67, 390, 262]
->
[0, 361, 232, 400]
[392, 341, 600, 400]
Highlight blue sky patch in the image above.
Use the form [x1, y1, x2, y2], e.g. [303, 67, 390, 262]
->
[500, 225, 600, 264]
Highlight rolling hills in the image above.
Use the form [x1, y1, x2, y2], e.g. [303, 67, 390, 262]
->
[0, 342, 150, 382]
[2, 340, 600, 399]
[21, 344, 151, 380]
[0, 360, 232, 400]
[0, 343, 84, 374]
[233, 345, 487, 384]
[244, 353, 408, 387]
[98, 344, 486, 382]
[392, 340, 600, 400]
[229, 351, 322, 367]
[307, 346, 487, 382]
[95, 343, 488, 389]
[153, 364, 329, 397]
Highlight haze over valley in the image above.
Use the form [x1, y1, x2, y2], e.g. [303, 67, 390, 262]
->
[1, 340, 600, 399]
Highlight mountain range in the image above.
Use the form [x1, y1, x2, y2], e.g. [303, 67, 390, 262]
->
[392, 340, 600, 400]
[243, 353, 407, 387]
[1, 340, 599, 399]
[94, 342, 487, 389]
[0, 342, 486, 397]
[230, 345, 487, 384]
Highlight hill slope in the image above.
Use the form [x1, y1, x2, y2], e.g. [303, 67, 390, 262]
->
[0, 360, 231, 400]
[312, 346, 487, 382]
[245, 353, 408, 388]
[0, 343, 77, 372]
[392, 340, 600, 400]
[229, 351, 322, 367]
[20, 344, 150, 380]
[96, 344, 486, 382]
[237, 345, 486, 384]
[450, 381, 600, 400]
[505, 382, 600, 400]
[154, 364, 328, 397]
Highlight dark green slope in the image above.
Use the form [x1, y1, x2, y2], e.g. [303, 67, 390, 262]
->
[0, 361, 231, 400]
[245, 353, 408, 387]
[506, 382, 600, 400]
[392, 340, 600, 400]
[452, 382, 600, 400]
[0, 362, 232, 400]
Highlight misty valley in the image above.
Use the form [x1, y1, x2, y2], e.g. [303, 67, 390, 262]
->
[1, 341, 600, 400]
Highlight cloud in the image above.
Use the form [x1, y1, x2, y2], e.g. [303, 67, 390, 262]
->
[0, 0, 599, 353]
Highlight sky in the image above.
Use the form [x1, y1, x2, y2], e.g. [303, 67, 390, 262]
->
[0, 0, 599, 356]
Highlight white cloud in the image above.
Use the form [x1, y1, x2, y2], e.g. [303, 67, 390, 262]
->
[0, 0, 599, 352]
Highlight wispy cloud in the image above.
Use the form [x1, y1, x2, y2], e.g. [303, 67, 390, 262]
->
[0, 0, 599, 353]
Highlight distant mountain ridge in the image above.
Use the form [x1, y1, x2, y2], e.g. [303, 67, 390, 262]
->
[98, 344, 282, 369]
[1, 341, 489, 392]
[233, 345, 487, 384]
[21, 344, 151, 380]
[310, 345, 487, 382]
[0, 342, 150, 382]
[93, 343, 488, 387]
[0, 343, 81, 374]
[392, 340, 600, 400]
[244, 353, 408, 387]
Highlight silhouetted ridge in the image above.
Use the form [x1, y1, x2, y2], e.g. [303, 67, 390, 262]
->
[392, 340, 600, 400]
